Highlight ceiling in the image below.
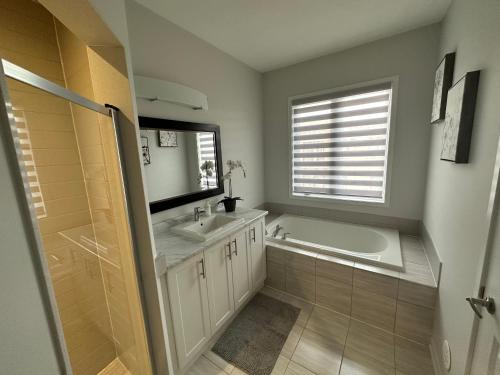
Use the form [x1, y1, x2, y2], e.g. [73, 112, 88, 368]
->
[133, 0, 451, 72]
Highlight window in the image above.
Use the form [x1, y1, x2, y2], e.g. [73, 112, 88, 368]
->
[197, 132, 218, 189]
[290, 79, 395, 204]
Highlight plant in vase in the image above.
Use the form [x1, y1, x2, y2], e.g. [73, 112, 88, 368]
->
[220, 160, 247, 212]
[199, 160, 215, 189]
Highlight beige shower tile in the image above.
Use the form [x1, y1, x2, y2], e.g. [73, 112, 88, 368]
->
[40, 181, 87, 201]
[291, 329, 343, 375]
[32, 149, 81, 166]
[346, 319, 395, 367]
[397, 280, 436, 309]
[9, 89, 70, 114]
[306, 306, 349, 345]
[316, 275, 352, 315]
[36, 165, 84, 184]
[38, 210, 92, 234]
[395, 336, 434, 375]
[29, 130, 78, 150]
[284, 361, 315, 375]
[340, 346, 395, 375]
[351, 289, 396, 332]
[353, 267, 399, 299]
[395, 301, 434, 344]
[316, 254, 354, 285]
[281, 323, 304, 359]
[286, 268, 315, 303]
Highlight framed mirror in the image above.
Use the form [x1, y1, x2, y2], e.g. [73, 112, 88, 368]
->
[138, 116, 224, 213]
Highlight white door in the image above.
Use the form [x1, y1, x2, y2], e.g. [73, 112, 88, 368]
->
[204, 239, 235, 333]
[166, 253, 211, 369]
[468, 139, 500, 374]
[230, 230, 252, 310]
[249, 219, 266, 289]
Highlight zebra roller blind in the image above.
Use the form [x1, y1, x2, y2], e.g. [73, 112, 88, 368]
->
[291, 81, 393, 202]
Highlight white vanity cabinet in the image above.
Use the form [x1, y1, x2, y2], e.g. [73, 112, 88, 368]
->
[166, 253, 211, 369]
[165, 216, 266, 371]
[204, 239, 235, 333]
[229, 229, 252, 310]
[248, 219, 266, 289]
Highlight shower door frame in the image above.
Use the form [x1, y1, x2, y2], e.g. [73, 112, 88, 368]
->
[0, 59, 150, 374]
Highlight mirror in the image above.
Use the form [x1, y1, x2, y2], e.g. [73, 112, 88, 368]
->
[138, 116, 224, 213]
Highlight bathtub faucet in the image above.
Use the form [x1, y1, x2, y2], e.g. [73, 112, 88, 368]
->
[282, 232, 291, 240]
[272, 224, 283, 238]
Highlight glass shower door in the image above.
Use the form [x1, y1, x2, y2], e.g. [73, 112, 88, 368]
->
[0, 59, 151, 375]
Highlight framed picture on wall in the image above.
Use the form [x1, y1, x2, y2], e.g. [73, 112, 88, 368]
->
[440, 70, 480, 163]
[141, 136, 151, 165]
[431, 52, 455, 124]
[158, 130, 178, 147]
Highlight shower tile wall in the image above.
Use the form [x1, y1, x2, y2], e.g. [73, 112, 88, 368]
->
[55, 21, 151, 375]
[0, 1, 150, 374]
[0, 1, 118, 374]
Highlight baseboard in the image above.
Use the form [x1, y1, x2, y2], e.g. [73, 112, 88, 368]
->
[430, 336, 445, 375]
[261, 201, 420, 235]
[420, 222, 443, 286]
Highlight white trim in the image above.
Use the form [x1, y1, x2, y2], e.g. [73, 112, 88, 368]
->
[430, 336, 445, 375]
[287, 76, 399, 208]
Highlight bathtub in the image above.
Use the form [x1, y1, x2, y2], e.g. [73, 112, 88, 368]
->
[266, 214, 403, 271]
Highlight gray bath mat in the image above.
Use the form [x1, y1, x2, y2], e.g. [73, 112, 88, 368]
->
[212, 293, 300, 375]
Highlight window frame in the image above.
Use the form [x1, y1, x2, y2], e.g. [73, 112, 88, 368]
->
[288, 76, 399, 207]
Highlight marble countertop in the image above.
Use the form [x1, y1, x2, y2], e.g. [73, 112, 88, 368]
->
[153, 207, 268, 275]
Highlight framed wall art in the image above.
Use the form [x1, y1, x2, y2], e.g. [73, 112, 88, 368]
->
[431, 52, 455, 124]
[441, 70, 480, 163]
[158, 130, 178, 147]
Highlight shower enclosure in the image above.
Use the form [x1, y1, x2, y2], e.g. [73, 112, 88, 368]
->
[0, 59, 152, 375]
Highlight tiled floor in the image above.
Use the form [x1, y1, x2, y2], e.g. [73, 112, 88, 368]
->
[186, 287, 434, 375]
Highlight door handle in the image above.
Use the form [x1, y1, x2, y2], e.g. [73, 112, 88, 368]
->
[251, 227, 256, 243]
[466, 296, 495, 319]
[199, 258, 206, 279]
[226, 242, 232, 260]
[232, 239, 238, 256]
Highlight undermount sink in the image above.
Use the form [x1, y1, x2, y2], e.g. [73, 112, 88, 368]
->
[172, 214, 245, 242]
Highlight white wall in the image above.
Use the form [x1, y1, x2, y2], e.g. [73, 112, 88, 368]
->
[141, 130, 192, 201]
[263, 25, 440, 221]
[125, 0, 265, 223]
[422, 1, 500, 373]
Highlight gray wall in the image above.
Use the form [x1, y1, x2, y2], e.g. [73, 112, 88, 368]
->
[263, 25, 440, 221]
[125, 0, 265, 223]
[423, 0, 500, 373]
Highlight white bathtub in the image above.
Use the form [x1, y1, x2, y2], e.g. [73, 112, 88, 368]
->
[266, 214, 403, 271]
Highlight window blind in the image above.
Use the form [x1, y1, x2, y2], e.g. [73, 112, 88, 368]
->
[291, 81, 393, 202]
[197, 132, 218, 189]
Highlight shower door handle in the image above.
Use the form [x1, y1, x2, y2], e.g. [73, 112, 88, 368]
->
[466, 296, 495, 319]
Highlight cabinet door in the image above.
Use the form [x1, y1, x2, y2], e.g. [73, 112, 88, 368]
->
[230, 229, 252, 310]
[249, 219, 266, 289]
[166, 253, 211, 369]
[204, 239, 235, 333]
